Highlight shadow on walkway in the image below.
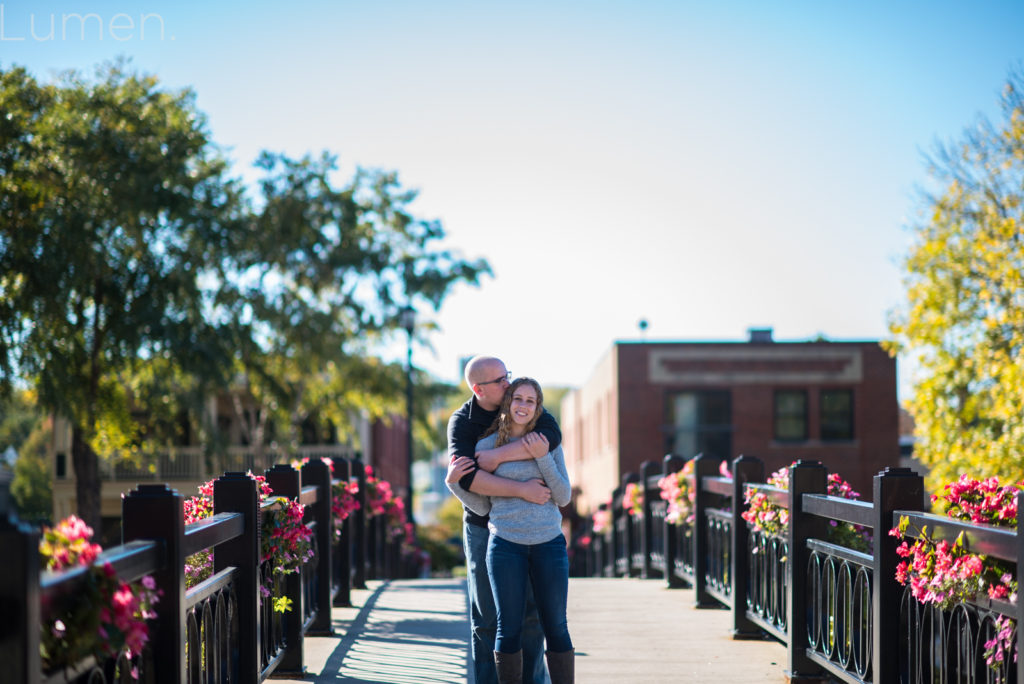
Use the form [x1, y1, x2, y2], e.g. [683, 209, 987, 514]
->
[291, 579, 472, 684]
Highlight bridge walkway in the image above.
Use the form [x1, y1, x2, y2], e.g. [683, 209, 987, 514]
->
[279, 576, 787, 683]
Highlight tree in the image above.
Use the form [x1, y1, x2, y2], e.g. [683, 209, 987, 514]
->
[888, 68, 1024, 491]
[0, 61, 241, 530]
[1, 61, 491, 530]
[211, 152, 490, 457]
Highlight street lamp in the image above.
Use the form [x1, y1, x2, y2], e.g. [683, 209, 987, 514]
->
[399, 304, 416, 530]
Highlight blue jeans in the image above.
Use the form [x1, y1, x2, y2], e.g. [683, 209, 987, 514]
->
[464, 522, 549, 683]
[486, 533, 573, 655]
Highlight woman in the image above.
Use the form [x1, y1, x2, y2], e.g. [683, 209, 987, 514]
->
[447, 377, 574, 684]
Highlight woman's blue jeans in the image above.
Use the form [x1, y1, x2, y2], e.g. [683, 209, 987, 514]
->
[465, 521, 549, 683]
[486, 533, 573, 655]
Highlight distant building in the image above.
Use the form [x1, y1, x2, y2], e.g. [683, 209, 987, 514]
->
[561, 329, 899, 514]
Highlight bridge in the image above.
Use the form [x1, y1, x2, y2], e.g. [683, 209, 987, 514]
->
[4, 454, 1022, 683]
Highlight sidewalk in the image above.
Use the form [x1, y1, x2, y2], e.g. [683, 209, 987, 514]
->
[282, 577, 787, 683]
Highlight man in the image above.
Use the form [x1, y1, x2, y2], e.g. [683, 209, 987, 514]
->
[447, 355, 562, 684]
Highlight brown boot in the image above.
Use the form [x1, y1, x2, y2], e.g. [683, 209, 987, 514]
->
[494, 649, 523, 684]
[545, 649, 574, 684]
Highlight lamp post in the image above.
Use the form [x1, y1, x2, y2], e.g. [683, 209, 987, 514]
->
[399, 305, 416, 530]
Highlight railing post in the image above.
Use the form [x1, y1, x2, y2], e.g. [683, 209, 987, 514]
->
[331, 457, 353, 607]
[640, 461, 659, 579]
[351, 459, 368, 589]
[301, 458, 334, 636]
[731, 454, 765, 639]
[786, 460, 828, 681]
[610, 485, 623, 577]
[596, 501, 610, 577]
[214, 472, 260, 684]
[265, 463, 305, 676]
[871, 467, 924, 684]
[582, 516, 594, 577]
[0, 470, 40, 684]
[1017, 491, 1024, 684]
[693, 453, 720, 607]
[122, 483, 186, 684]
[622, 473, 640, 577]
[366, 514, 378, 580]
[662, 455, 686, 589]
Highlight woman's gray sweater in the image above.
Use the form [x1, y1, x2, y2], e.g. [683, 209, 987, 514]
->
[447, 432, 572, 545]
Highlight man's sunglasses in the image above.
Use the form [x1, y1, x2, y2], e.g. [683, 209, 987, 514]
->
[477, 371, 511, 386]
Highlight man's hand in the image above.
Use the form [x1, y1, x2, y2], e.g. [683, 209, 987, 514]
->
[523, 432, 549, 459]
[476, 449, 501, 473]
[516, 478, 551, 505]
[446, 456, 475, 485]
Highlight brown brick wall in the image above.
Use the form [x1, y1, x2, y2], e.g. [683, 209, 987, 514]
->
[563, 341, 899, 510]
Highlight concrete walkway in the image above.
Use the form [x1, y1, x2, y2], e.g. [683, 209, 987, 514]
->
[281, 577, 787, 683]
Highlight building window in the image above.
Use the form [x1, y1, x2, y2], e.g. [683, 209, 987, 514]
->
[821, 389, 854, 441]
[774, 390, 807, 441]
[666, 391, 732, 460]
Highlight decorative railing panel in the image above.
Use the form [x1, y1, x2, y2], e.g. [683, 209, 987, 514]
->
[746, 529, 788, 641]
[185, 570, 238, 684]
[805, 542, 872, 682]
[899, 593, 1015, 684]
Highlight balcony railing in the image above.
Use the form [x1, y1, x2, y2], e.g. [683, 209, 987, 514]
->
[2, 456, 418, 684]
[580, 454, 1024, 684]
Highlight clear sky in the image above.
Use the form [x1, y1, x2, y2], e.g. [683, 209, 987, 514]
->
[4, 1, 1023, 398]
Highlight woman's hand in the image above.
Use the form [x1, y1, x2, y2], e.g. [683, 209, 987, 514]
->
[446, 456, 476, 484]
[523, 432, 549, 459]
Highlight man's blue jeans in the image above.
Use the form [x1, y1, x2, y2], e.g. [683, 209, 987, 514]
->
[486, 533, 573, 655]
[465, 521, 548, 683]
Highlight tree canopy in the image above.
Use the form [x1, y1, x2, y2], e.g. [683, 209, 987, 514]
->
[888, 68, 1024, 491]
[0, 61, 490, 528]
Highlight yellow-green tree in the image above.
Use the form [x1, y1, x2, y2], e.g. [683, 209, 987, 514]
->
[888, 69, 1024, 491]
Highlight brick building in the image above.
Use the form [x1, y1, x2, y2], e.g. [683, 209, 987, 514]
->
[560, 330, 899, 514]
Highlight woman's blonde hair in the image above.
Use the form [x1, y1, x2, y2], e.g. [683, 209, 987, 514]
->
[484, 377, 544, 446]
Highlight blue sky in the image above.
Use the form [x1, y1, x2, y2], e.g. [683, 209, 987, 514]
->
[3, 1, 1023, 398]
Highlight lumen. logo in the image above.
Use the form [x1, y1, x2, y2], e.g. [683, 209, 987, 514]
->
[0, 4, 170, 42]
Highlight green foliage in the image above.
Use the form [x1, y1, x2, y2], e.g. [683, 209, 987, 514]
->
[12, 419, 53, 522]
[436, 491, 467, 536]
[541, 386, 570, 424]
[888, 68, 1024, 491]
[213, 152, 491, 453]
[415, 495, 468, 574]
[416, 522, 463, 575]
[0, 60, 491, 527]
[0, 389, 40, 451]
[1, 60, 239, 526]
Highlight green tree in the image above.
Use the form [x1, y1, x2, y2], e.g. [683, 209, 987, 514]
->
[888, 69, 1024, 491]
[213, 152, 490, 458]
[1, 61, 491, 530]
[0, 61, 241, 529]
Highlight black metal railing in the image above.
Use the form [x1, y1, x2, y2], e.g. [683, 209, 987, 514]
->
[2, 456, 418, 684]
[578, 454, 1024, 684]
